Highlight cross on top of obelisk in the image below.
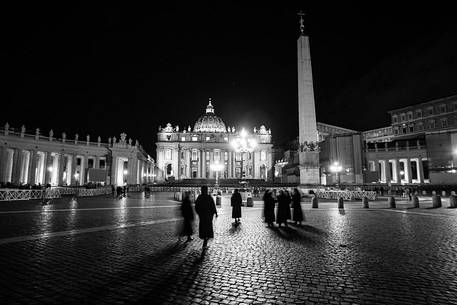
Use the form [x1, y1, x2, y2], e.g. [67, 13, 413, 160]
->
[297, 11, 305, 35]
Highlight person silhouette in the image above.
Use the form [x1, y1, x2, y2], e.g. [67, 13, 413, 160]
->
[231, 189, 242, 224]
[195, 186, 218, 249]
[180, 191, 195, 242]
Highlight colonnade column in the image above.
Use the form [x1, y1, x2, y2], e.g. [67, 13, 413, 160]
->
[405, 158, 412, 184]
[384, 160, 391, 184]
[418, 158, 425, 184]
[12, 149, 21, 184]
[0, 147, 5, 182]
[28, 151, 37, 185]
[57, 154, 64, 186]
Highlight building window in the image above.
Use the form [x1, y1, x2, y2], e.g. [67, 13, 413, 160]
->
[206, 151, 210, 160]
[416, 109, 422, 118]
[205, 136, 210, 141]
[165, 149, 172, 160]
[99, 159, 106, 169]
[394, 128, 399, 134]
[439, 104, 446, 113]
[260, 150, 266, 161]
[224, 137, 228, 141]
[392, 116, 398, 124]
[368, 161, 375, 171]
[408, 125, 414, 133]
[224, 152, 228, 160]
[235, 152, 241, 161]
[191, 150, 198, 161]
[407, 112, 413, 120]
[181, 137, 186, 141]
[429, 120, 435, 129]
[417, 122, 424, 131]
[441, 118, 448, 128]
[427, 107, 434, 116]
[192, 136, 198, 141]
[401, 113, 406, 121]
[88, 159, 94, 168]
[214, 150, 220, 161]
[181, 151, 185, 159]
[77, 158, 81, 166]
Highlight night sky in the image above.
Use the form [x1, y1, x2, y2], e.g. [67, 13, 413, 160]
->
[2, 3, 457, 156]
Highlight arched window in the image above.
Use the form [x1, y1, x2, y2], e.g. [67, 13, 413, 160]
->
[166, 164, 173, 176]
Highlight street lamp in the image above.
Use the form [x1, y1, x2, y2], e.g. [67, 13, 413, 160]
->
[329, 161, 343, 187]
[231, 128, 257, 179]
[210, 161, 225, 189]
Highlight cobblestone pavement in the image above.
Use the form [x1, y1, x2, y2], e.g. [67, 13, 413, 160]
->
[1, 193, 457, 304]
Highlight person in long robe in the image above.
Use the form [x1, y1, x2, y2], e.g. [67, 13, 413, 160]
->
[231, 189, 242, 224]
[195, 186, 218, 248]
[291, 188, 304, 225]
[263, 190, 276, 227]
[180, 191, 195, 242]
[276, 190, 291, 227]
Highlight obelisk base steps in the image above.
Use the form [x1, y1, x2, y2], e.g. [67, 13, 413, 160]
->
[299, 151, 320, 184]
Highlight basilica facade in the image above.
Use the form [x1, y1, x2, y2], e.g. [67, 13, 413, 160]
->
[155, 100, 273, 181]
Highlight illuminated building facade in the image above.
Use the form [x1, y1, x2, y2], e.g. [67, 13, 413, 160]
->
[155, 99, 273, 181]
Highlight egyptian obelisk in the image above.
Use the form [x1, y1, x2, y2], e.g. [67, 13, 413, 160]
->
[297, 12, 320, 184]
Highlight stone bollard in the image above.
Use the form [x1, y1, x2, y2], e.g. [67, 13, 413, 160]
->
[312, 196, 318, 208]
[388, 196, 396, 208]
[363, 197, 369, 208]
[246, 196, 254, 207]
[432, 195, 442, 208]
[412, 195, 419, 208]
[449, 195, 457, 208]
[338, 197, 344, 209]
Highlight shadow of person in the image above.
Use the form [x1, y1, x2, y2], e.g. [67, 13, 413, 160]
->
[338, 209, 346, 215]
[273, 225, 323, 246]
[289, 223, 328, 237]
[229, 222, 241, 234]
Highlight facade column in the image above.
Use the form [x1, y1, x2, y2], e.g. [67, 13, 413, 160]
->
[201, 150, 206, 178]
[228, 150, 232, 178]
[186, 149, 191, 178]
[69, 155, 77, 185]
[197, 150, 201, 178]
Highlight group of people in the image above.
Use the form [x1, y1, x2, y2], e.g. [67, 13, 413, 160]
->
[179, 186, 305, 250]
[263, 188, 304, 227]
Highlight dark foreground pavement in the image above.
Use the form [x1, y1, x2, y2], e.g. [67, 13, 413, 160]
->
[0, 193, 456, 304]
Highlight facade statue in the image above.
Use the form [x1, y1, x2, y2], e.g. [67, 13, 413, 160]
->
[120, 133, 127, 143]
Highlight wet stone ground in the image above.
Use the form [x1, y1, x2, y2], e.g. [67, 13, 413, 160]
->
[0, 193, 457, 304]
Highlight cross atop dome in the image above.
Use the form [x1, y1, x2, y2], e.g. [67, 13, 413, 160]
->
[206, 98, 215, 114]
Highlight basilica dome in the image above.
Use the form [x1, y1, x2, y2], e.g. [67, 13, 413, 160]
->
[193, 99, 227, 133]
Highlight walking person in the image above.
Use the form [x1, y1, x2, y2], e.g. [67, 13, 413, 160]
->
[276, 190, 291, 227]
[180, 191, 195, 242]
[291, 188, 304, 225]
[195, 186, 218, 249]
[263, 189, 276, 227]
[231, 189, 242, 224]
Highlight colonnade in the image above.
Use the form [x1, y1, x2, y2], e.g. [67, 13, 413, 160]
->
[0, 147, 109, 186]
[372, 157, 429, 184]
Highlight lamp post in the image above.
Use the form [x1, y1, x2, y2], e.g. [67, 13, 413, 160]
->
[329, 161, 343, 187]
[230, 128, 257, 179]
[210, 161, 224, 189]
